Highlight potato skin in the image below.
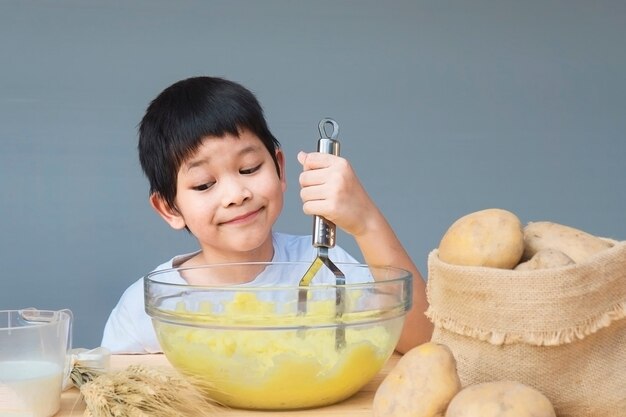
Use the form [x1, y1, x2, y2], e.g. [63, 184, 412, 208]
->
[514, 248, 575, 270]
[522, 221, 613, 263]
[438, 209, 524, 269]
[445, 381, 556, 417]
[373, 342, 461, 417]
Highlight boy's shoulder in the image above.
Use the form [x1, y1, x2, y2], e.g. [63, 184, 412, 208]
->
[272, 231, 309, 246]
[272, 232, 312, 261]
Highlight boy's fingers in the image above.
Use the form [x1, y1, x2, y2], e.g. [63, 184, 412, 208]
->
[299, 168, 328, 189]
[298, 151, 334, 169]
[299, 183, 327, 203]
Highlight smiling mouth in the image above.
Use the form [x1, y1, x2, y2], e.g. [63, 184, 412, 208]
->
[221, 208, 263, 225]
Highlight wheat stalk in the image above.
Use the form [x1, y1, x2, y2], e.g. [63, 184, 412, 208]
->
[76, 364, 219, 417]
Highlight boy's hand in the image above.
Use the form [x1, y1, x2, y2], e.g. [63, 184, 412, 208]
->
[298, 151, 376, 238]
[299, 151, 434, 352]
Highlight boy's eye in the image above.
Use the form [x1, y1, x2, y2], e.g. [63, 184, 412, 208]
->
[240, 163, 262, 175]
[192, 182, 214, 191]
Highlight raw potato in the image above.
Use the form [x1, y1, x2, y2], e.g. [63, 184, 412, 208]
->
[445, 380, 556, 417]
[438, 208, 524, 269]
[373, 342, 461, 417]
[522, 221, 613, 263]
[514, 248, 575, 270]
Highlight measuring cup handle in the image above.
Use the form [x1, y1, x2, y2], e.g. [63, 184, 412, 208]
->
[59, 309, 73, 351]
[59, 309, 74, 390]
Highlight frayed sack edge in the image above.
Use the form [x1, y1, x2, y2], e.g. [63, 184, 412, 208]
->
[426, 240, 626, 346]
[426, 300, 626, 346]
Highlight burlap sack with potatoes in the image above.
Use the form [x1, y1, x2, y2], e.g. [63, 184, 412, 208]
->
[426, 240, 626, 417]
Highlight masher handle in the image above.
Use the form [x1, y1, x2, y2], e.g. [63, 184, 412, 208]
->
[312, 118, 341, 249]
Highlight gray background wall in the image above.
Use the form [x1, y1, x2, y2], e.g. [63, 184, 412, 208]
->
[1, 1, 625, 349]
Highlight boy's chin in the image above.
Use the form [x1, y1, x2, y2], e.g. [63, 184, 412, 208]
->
[221, 235, 273, 259]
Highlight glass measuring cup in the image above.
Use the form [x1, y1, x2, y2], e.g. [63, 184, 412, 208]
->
[0, 308, 73, 417]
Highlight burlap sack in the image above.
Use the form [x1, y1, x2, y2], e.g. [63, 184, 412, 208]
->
[426, 241, 626, 417]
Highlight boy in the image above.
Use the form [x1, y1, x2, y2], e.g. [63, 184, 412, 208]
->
[102, 76, 432, 354]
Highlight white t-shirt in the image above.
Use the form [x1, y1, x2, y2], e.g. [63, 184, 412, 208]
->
[101, 232, 359, 353]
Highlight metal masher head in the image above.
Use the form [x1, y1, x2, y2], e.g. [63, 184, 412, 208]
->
[297, 118, 347, 350]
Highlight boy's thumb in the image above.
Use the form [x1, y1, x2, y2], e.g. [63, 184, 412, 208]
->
[297, 151, 308, 166]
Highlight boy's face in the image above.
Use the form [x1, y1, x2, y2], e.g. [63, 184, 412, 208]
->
[151, 129, 286, 261]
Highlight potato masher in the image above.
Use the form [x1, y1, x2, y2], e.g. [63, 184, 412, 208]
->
[297, 118, 346, 350]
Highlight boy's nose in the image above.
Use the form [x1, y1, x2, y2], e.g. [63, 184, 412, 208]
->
[221, 179, 252, 207]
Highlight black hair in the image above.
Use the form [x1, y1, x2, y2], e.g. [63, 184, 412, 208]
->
[138, 76, 281, 209]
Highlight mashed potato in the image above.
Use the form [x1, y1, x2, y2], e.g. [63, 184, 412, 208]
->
[154, 292, 400, 409]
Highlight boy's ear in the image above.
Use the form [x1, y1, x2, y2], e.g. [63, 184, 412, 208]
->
[276, 149, 287, 191]
[149, 193, 186, 230]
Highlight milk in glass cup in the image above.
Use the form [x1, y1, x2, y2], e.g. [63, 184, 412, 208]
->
[0, 309, 73, 417]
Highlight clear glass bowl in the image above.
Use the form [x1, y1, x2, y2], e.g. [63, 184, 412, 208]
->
[144, 262, 412, 410]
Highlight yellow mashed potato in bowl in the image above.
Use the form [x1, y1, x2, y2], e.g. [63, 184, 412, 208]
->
[145, 262, 411, 410]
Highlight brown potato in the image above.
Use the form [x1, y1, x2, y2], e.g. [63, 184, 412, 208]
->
[522, 221, 613, 263]
[445, 380, 556, 417]
[373, 342, 461, 417]
[438, 208, 524, 269]
[514, 248, 575, 270]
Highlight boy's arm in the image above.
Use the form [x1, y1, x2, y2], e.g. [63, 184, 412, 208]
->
[298, 152, 433, 353]
[351, 208, 433, 353]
